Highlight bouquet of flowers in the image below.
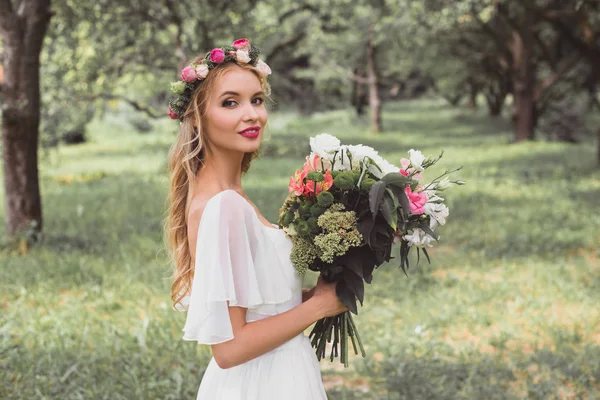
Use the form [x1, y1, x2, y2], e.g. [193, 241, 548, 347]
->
[278, 134, 464, 367]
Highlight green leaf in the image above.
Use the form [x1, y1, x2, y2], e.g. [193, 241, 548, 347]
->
[379, 193, 398, 231]
[419, 220, 439, 240]
[343, 269, 365, 307]
[422, 248, 432, 264]
[369, 181, 386, 219]
[381, 173, 411, 188]
[336, 280, 358, 315]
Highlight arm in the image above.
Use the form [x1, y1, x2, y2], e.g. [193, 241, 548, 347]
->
[211, 296, 326, 369]
[302, 287, 315, 303]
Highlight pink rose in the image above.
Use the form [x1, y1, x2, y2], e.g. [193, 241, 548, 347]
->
[256, 59, 272, 77]
[236, 50, 251, 63]
[399, 157, 422, 181]
[232, 38, 250, 51]
[168, 108, 180, 120]
[181, 66, 197, 82]
[195, 64, 209, 79]
[404, 186, 427, 215]
[210, 48, 225, 63]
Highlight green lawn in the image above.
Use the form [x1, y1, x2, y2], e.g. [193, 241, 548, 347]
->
[1, 99, 599, 399]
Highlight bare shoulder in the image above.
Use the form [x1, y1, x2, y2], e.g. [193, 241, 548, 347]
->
[186, 191, 218, 261]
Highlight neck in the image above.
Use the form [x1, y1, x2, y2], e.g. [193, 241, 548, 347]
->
[195, 148, 245, 192]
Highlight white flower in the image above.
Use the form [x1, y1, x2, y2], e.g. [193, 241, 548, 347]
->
[195, 64, 209, 79]
[424, 202, 449, 225]
[408, 149, 426, 171]
[435, 177, 452, 191]
[402, 228, 436, 248]
[236, 50, 251, 63]
[256, 59, 272, 76]
[310, 133, 341, 161]
[424, 189, 444, 203]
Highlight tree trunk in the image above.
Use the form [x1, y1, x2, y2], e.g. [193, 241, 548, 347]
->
[0, 0, 52, 237]
[597, 127, 600, 166]
[510, 16, 536, 142]
[466, 78, 479, 109]
[366, 24, 382, 134]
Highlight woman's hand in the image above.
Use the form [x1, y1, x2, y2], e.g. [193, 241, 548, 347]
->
[311, 275, 349, 318]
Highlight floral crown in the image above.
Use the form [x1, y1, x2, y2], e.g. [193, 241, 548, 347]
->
[168, 38, 272, 121]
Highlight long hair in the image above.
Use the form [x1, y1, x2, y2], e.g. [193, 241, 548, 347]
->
[165, 57, 271, 310]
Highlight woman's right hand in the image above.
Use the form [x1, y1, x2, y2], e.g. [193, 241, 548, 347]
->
[311, 275, 349, 318]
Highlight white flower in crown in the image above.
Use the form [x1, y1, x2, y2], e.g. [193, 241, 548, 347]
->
[195, 64, 209, 79]
[236, 50, 251, 64]
[256, 59, 272, 77]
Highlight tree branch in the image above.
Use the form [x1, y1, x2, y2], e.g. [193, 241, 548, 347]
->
[82, 94, 163, 119]
[0, 0, 15, 36]
[534, 53, 582, 101]
[279, 4, 316, 24]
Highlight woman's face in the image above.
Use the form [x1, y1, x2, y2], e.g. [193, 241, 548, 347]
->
[203, 65, 268, 156]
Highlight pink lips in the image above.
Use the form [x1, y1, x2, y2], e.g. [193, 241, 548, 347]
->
[239, 126, 260, 138]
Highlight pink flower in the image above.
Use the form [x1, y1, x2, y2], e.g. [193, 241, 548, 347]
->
[404, 186, 427, 215]
[289, 169, 308, 196]
[233, 38, 250, 51]
[210, 48, 225, 63]
[399, 157, 422, 181]
[236, 50, 251, 63]
[256, 59, 272, 77]
[181, 66, 197, 82]
[195, 64, 209, 79]
[168, 108, 180, 120]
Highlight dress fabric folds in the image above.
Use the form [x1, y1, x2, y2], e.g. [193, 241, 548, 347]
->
[178, 190, 328, 399]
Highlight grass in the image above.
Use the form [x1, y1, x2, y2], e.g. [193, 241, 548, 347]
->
[1, 98, 599, 399]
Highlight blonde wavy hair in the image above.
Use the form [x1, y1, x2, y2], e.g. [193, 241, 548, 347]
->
[165, 56, 271, 310]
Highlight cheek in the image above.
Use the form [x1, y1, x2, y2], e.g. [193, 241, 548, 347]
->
[207, 108, 239, 135]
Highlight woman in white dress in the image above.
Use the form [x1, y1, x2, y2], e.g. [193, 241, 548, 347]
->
[164, 38, 348, 399]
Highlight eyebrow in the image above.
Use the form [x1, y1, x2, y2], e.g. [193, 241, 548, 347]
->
[219, 90, 264, 98]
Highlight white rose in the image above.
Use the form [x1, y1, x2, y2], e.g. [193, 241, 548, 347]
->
[435, 177, 452, 191]
[195, 64, 209, 79]
[424, 202, 449, 226]
[236, 50, 251, 63]
[402, 228, 435, 248]
[332, 145, 352, 171]
[408, 149, 426, 171]
[256, 59, 272, 76]
[310, 133, 341, 162]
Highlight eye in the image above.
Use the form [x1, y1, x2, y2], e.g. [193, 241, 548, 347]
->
[222, 99, 237, 107]
[252, 97, 264, 105]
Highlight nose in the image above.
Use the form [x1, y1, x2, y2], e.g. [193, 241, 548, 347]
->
[242, 101, 259, 122]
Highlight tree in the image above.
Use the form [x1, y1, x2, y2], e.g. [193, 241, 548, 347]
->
[539, 0, 600, 163]
[0, 0, 52, 238]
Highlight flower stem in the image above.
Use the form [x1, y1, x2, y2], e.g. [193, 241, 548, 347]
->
[347, 312, 366, 357]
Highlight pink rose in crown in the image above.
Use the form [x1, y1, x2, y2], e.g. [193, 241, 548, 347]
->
[404, 186, 427, 215]
[256, 59, 272, 77]
[181, 66, 197, 82]
[236, 50, 251, 63]
[168, 108, 180, 120]
[232, 38, 250, 51]
[195, 64, 209, 79]
[210, 48, 225, 63]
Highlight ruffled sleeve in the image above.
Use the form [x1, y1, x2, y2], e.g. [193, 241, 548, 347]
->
[181, 190, 296, 344]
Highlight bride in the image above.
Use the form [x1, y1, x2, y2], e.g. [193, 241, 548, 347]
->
[164, 38, 347, 399]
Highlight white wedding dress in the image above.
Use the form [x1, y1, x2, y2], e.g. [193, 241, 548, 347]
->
[177, 189, 328, 399]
